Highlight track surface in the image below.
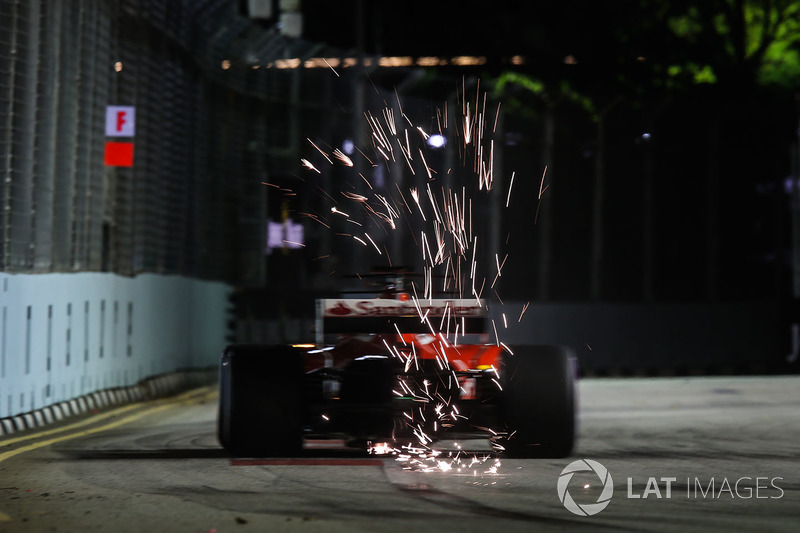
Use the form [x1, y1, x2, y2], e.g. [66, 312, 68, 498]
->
[0, 377, 798, 532]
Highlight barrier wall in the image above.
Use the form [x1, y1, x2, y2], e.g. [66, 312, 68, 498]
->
[0, 272, 230, 418]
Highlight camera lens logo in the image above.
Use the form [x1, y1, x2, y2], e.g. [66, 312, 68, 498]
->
[558, 459, 614, 516]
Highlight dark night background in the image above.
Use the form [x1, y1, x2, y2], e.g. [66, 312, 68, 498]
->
[272, 0, 800, 302]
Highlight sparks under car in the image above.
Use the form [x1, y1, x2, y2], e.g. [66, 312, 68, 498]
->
[217, 274, 577, 458]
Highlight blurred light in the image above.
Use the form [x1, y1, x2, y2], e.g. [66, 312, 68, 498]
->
[642, 132, 652, 141]
[564, 55, 577, 65]
[305, 57, 340, 68]
[342, 139, 355, 155]
[379, 56, 413, 67]
[221, 59, 231, 70]
[308, 346, 334, 354]
[427, 134, 447, 149]
[274, 58, 301, 69]
[451, 56, 486, 66]
[279, 11, 303, 38]
[241, 55, 530, 71]
[504, 132, 522, 146]
[114, 61, 123, 72]
[637, 56, 647, 62]
[417, 56, 445, 66]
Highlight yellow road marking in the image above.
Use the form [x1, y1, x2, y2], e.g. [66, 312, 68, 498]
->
[0, 512, 11, 522]
[0, 386, 216, 449]
[0, 404, 173, 464]
[0, 386, 217, 464]
[0, 403, 142, 448]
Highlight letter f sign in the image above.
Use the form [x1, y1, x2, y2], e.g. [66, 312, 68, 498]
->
[105, 106, 135, 137]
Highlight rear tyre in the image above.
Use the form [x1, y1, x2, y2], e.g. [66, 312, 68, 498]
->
[339, 356, 395, 440]
[500, 345, 577, 458]
[218, 344, 305, 456]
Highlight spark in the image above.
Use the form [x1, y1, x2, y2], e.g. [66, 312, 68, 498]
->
[355, 146, 375, 166]
[301, 159, 321, 173]
[333, 149, 354, 166]
[463, 102, 473, 145]
[360, 173, 373, 190]
[535, 166, 549, 224]
[538, 166, 549, 199]
[303, 84, 526, 471]
[394, 323, 406, 342]
[505, 171, 515, 207]
[493, 102, 501, 133]
[518, 301, 530, 322]
[419, 149, 433, 180]
[322, 57, 339, 77]
[410, 188, 426, 221]
[364, 233, 382, 254]
[341, 191, 368, 202]
[307, 139, 333, 164]
[300, 212, 331, 229]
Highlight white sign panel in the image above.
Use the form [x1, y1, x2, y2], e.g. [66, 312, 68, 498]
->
[266, 219, 304, 253]
[320, 299, 486, 318]
[105, 106, 136, 137]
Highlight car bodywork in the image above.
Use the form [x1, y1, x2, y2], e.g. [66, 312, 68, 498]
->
[218, 287, 577, 458]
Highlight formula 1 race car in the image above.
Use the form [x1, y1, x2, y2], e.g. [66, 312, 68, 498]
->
[218, 276, 577, 458]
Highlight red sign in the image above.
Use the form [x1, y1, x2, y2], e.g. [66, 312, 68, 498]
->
[104, 142, 134, 167]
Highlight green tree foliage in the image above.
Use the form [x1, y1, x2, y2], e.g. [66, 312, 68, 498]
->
[492, 0, 800, 111]
[664, 0, 800, 90]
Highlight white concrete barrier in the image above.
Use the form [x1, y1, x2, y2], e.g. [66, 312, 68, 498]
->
[0, 272, 230, 419]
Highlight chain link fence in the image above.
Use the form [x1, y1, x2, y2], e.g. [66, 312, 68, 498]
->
[0, 0, 355, 286]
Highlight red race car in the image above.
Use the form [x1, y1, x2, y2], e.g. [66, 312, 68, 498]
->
[218, 274, 577, 458]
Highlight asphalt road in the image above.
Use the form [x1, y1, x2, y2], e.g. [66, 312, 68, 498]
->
[0, 376, 798, 532]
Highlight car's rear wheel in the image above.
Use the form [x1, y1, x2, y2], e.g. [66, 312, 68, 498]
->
[339, 356, 395, 441]
[218, 344, 305, 456]
[499, 345, 577, 458]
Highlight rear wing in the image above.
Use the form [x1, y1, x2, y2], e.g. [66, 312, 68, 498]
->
[316, 298, 487, 342]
